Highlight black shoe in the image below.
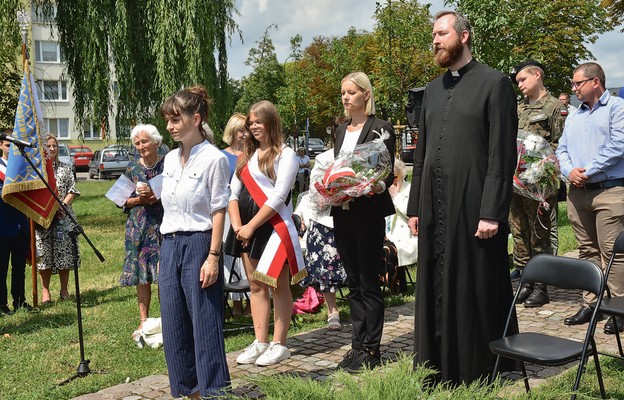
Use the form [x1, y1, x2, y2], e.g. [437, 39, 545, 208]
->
[524, 284, 549, 308]
[0, 305, 13, 315]
[604, 316, 624, 334]
[337, 349, 361, 369]
[14, 302, 34, 312]
[344, 349, 381, 373]
[564, 306, 593, 326]
[515, 283, 534, 304]
[510, 268, 522, 281]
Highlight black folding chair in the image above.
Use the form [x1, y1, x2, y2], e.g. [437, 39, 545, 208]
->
[489, 254, 606, 400]
[221, 253, 253, 332]
[591, 230, 624, 358]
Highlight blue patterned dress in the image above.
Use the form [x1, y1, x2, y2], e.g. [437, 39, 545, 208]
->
[119, 158, 164, 286]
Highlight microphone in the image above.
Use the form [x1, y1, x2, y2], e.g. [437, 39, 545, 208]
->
[0, 132, 35, 148]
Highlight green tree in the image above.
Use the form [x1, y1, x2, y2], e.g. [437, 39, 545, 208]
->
[2, 0, 239, 142]
[445, 0, 612, 95]
[276, 34, 310, 137]
[602, 0, 624, 28]
[235, 24, 285, 113]
[372, 0, 441, 123]
[0, 0, 24, 129]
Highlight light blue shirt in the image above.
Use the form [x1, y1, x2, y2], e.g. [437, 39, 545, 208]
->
[556, 90, 624, 182]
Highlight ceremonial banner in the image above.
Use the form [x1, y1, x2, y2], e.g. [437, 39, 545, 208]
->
[1, 61, 57, 228]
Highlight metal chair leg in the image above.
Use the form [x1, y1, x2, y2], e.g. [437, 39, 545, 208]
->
[489, 355, 501, 385]
[592, 349, 607, 399]
[520, 361, 530, 393]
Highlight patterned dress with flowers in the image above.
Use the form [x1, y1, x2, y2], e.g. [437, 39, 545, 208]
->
[299, 221, 347, 293]
[35, 162, 81, 272]
[119, 158, 164, 286]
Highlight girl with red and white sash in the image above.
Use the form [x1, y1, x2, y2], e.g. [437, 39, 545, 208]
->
[225, 100, 306, 367]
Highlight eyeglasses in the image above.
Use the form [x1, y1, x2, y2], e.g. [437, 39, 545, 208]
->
[571, 78, 594, 90]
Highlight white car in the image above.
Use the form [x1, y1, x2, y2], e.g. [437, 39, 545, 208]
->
[57, 143, 76, 178]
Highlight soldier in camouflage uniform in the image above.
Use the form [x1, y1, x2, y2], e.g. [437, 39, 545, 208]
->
[509, 60, 567, 307]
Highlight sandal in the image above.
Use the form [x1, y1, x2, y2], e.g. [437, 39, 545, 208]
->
[327, 312, 341, 331]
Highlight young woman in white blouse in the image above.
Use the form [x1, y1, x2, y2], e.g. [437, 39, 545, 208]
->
[159, 85, 230, 399]
[225, 100, 306, 367]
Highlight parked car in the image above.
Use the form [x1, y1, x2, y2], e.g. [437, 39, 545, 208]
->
[88, 147, 130, 179]
[286, 137, 327, 158]
[69, 145, 93, 172]
[57, 143, 76, 178]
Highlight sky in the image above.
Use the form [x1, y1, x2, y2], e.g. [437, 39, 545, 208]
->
[226, 0, 624, 90]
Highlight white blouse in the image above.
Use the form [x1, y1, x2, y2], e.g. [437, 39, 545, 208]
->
[339, 128, 361, 153]
[160, 140, 230, 234]
[229, 145, 298, 212]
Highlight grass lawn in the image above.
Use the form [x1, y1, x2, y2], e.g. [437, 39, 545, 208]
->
[0, 179, 586, 399]
[0, 179, 413, 399]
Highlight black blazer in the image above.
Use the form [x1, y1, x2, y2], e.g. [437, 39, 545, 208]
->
[331, 115, 396, 219]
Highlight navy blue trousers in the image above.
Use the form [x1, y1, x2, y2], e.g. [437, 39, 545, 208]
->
[160, 231, 230, 397]
[0, 231, 28, 308]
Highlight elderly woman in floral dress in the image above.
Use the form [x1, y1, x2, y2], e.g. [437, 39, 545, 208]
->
[36, 134, 80, 305]
[119, 124, 165, 337]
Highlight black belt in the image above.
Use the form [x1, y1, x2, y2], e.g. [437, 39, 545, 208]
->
[583, 178, 624, 191]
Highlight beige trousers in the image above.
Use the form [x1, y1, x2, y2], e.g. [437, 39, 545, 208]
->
[567, 186, 624, 305]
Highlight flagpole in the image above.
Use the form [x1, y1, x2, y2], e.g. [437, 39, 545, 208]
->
[16, 9, 38, 308]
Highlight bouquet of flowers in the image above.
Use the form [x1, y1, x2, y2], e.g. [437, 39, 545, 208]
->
[513, 130, 560, 208]
[311, 129, 392, 208]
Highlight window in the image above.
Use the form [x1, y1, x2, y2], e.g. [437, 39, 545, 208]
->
[31, 4, 57, 23]
[82, 120, 101, 139]
[37, 81, 67, 101]
[44, 118, 69, 139]
[35, 41, 63, 63]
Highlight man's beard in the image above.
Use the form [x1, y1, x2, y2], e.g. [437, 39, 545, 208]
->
[434, 37, 464, 68]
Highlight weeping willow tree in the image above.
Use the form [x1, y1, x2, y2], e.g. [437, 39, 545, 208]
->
[0, 0, 24, 129]
[2, 0, 239, 141]
[56, 0, 239, 140]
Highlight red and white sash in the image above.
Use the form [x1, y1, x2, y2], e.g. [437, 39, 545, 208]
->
[0, 158, 6, 182]
[239, 157, 307, 287]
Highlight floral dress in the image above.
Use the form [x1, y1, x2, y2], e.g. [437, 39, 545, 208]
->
[119, 158, 164, 286]
[35, 162, 81, 272]
[299, 221, 347, 293]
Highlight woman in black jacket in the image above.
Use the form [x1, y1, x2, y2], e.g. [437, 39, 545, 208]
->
[332, 71, 395, 372]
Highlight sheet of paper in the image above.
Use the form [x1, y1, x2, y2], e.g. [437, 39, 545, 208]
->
[149, 174, 163, 199]
[105, 174, 136, 207]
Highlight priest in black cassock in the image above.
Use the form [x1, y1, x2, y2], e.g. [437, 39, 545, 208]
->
[407, 11, 518, 385]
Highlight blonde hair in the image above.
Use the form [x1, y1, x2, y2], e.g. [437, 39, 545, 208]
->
[222, 113, 247, 145]
[342, 71, 375, 117]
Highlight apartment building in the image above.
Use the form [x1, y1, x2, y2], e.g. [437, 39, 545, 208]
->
[29, 7, 117, 147]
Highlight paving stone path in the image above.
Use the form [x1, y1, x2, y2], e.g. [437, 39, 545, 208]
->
[73, 252, 623, 399]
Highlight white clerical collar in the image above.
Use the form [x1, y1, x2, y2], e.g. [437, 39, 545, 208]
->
[450, 70, 460, 77]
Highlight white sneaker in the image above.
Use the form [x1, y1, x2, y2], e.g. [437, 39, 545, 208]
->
[236, 339, 269, 364]
[254, 341, 291, 366]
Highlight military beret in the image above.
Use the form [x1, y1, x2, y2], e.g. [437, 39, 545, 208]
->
[510, 60, 545, 83]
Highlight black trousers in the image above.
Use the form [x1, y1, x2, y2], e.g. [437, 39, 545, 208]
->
[333, 213, 385, 353]
[0, 232, 29, 308]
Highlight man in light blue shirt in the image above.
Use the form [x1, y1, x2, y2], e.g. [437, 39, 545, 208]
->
[556, 62, 624, 332]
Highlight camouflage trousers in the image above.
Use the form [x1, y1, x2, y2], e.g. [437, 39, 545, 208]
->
[509, 192, 554, 269]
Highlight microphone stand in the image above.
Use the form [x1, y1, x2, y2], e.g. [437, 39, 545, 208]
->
[12, 142, 105, 385]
